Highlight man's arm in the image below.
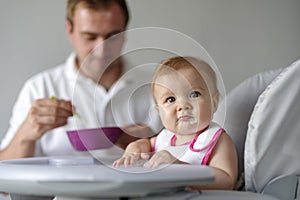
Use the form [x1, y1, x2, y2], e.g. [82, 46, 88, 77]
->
[0, 98, 74, 160]
[116, 124, 157, 149]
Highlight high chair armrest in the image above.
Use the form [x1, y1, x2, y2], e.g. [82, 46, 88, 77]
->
[262, 175, 299, 200]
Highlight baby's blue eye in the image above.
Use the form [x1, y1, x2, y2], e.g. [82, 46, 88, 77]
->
[190, 91, 201, 98]
[166, 97, 176, 103]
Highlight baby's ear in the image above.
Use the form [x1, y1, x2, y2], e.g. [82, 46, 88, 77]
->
[212, 93, 219, 113]
[155, 104, 160, 112]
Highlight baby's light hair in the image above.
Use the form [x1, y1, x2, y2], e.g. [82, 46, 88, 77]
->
[151, 56, 220, 106]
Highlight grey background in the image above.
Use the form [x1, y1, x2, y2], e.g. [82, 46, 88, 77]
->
[0, 0, 300, 138]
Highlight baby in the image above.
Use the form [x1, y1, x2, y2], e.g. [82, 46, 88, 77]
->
[113, 56, 237, 190]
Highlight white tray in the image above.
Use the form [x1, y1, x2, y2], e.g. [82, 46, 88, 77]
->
[0, 156, 214, 198]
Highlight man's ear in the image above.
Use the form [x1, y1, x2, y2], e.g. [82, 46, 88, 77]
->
[65, 20, 74, 44]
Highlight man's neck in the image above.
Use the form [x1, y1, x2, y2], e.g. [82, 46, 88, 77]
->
[98, 62, 123, 91]
[76, 57, 123, 91]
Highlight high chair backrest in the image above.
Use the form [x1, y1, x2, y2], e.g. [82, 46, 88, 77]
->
[245, 59, 300, 199]
[214, 58, 300, 200]
[213, 68, 282, 181]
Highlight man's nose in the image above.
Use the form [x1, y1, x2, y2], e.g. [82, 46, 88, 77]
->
[93, 38, 109, 57]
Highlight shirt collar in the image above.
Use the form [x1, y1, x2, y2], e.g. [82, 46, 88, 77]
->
[65, 52, 134, 88]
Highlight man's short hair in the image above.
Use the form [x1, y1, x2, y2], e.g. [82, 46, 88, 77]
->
[67, 0, 129, 27]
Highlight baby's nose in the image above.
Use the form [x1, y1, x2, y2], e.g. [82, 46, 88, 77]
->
[176, 99, 192, 111]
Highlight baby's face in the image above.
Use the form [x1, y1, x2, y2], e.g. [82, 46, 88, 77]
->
[153, 67, 215, 135]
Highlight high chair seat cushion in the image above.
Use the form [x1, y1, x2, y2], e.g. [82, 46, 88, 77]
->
[245, 58, 300, 194]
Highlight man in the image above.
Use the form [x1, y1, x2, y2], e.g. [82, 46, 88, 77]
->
[0, 0, 162, 160]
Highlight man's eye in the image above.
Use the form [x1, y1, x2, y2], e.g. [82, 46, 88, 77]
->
[166, 97, 176, 103]
[84, 36, 96, 41]
[106, 33, 122, 42]
[190, 91, 201, 98]
[107, 35, 118, 40]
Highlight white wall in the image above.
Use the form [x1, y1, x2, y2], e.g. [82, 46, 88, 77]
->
[1, 0, 300, 138]
[0, 0, 72, 138]
[127, 0, 300, 88]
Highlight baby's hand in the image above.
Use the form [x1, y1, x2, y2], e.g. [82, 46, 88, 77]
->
[144, 150, 178, 168]
[112, 152, 150, 168]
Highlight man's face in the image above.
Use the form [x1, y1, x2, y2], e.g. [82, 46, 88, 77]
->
[66, 3, 126, 73]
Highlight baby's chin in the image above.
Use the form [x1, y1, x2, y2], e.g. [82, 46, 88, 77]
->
[176, 123, 199, 135]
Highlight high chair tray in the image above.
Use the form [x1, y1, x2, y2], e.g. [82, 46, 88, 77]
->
[0, 156, 214, 198]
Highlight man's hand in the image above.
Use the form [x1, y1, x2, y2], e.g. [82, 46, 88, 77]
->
[116, 124, 156, 149]
[19, 97, 74, 142]
[0, 97, 74, 160]
[121, 124, 157, 138]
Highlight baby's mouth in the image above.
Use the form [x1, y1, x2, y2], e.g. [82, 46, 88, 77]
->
[177, 115, 197, 124]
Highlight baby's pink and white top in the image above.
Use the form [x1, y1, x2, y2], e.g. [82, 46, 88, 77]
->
[153, 122, 225, 165]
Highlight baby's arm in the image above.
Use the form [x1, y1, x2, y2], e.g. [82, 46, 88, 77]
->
[144, 150, 187, 168]
[145, 136, 188, 168]
[113, 138, 154, 168]
[189, 132, 238, 190]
